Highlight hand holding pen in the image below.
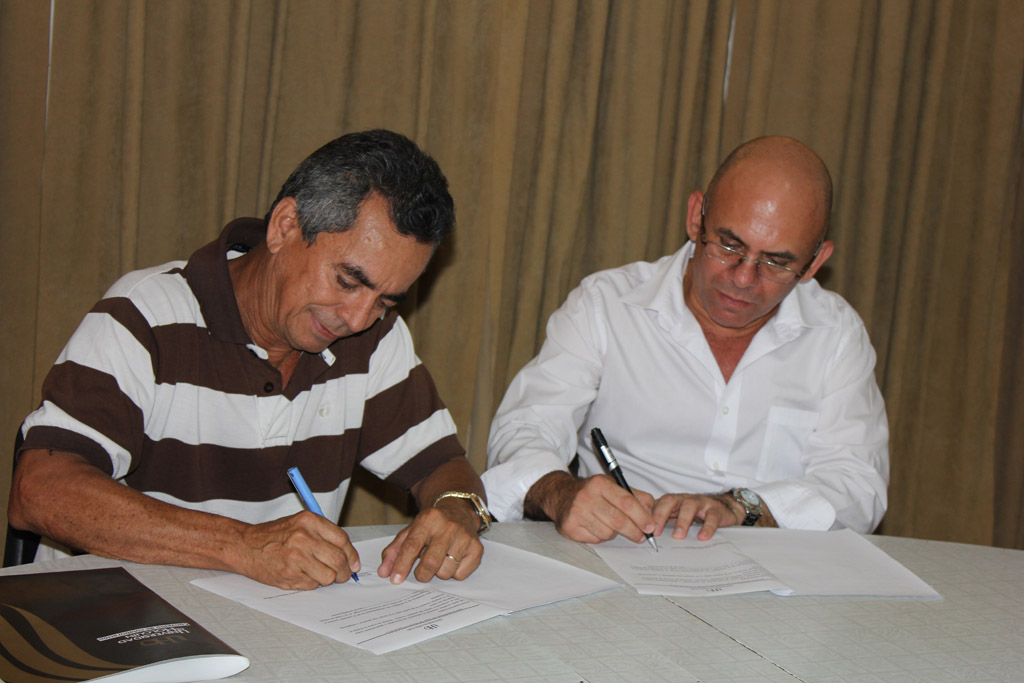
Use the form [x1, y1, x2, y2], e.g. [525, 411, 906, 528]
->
[287, 466, 361, 583]
[591, 428, 659, 551]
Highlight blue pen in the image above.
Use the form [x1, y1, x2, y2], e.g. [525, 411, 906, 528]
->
[287, 466, 360, 583]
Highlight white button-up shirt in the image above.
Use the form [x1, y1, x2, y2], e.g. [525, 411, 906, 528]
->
[483, 243, 888, 533]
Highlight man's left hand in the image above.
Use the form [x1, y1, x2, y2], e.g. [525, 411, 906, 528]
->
[652, 493, 745, 541]
[377, 502, 483, 584]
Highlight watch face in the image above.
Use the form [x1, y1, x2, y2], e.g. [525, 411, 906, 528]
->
[739, 489, 761, 506]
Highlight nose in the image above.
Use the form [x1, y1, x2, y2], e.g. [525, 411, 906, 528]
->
[730, 256, 759, 288]
[340, 292, 379, 334]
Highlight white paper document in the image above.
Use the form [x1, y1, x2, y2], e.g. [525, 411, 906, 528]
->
[191, 536, 620, 654]
[592, 536, 789, 596]
[591, 528, 939, 598]
[721, 527, 940, 597]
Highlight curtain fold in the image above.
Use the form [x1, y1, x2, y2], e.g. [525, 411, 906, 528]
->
[0, 0, 49, 481]
[994, 128, 1024, 549]
[1, 0, 1021, 547]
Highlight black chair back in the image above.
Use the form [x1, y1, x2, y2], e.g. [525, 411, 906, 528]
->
[3, 429, 41, 567]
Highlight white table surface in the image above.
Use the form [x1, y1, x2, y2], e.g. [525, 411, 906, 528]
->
[3, 522, 1022, 683]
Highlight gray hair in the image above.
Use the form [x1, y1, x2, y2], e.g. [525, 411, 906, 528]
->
[267, 129, 455, 247]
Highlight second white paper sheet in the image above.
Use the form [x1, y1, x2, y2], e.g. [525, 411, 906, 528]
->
[591, 528, 940, 598]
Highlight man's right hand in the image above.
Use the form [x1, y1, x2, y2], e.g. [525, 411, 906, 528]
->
[523, 470, 656, 544]
[238, 512, 362, 590]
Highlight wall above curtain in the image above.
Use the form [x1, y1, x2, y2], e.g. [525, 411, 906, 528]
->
[2, 0, 1022, 548]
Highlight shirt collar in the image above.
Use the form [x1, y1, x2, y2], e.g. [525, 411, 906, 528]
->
[620, 242, 692, 316]
[773, 276, 832, 332]
[183, 218, 265, 345]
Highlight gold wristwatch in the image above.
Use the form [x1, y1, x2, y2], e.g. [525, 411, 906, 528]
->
[433, 491, 494, 533]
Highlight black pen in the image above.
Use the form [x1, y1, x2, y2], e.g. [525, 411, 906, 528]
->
[590, 428, 659, 551]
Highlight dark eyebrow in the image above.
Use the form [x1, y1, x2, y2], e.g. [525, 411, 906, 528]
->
[715, 228, 798, 263]
[339, 264, 407, 305]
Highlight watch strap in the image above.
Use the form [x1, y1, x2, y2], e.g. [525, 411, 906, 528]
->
[433, 491, 493, 533]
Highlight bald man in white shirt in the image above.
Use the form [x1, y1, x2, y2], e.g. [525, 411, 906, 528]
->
[483, 136, 888, 547]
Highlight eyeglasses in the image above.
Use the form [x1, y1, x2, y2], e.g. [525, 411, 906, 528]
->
[698, 214, 821, 284]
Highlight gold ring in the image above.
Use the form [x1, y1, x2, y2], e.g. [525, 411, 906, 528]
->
[445, 553, 459, 563]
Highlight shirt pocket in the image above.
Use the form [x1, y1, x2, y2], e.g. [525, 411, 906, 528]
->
[757, 406, 819, 481]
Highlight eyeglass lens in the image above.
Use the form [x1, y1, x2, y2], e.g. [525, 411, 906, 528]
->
[703, 242, 798, 283]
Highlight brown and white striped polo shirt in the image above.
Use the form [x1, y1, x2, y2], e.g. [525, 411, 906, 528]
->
[21, 219, 464, 553]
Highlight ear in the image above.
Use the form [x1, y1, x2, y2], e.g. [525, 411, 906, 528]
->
[265, 197, 302, 254]
[800, 239, 834, 282]
[685, 190, 705, 244]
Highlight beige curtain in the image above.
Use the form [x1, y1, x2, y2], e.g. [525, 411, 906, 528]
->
[2, 0, 1022, 547]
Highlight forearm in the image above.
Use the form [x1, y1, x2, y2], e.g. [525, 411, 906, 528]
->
[523, 470, 579, 522]
[482, 436, 572, 522]
[410, 456, 486, 534]
[10, 449, 251, 572]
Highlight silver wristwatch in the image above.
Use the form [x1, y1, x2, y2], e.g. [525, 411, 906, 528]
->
[731, 488, 763, 526]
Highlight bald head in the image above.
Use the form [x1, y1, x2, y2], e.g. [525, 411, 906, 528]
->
[705, 136, 833, 241]
[682, 136, 836, 336]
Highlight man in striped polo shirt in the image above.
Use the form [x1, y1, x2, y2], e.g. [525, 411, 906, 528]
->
[10, 130, 493, 590]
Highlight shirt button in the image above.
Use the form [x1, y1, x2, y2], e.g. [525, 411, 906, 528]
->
[721, 406, 729, 415]
[264, 382, 274, 393]
[713, 462, 721, 470]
